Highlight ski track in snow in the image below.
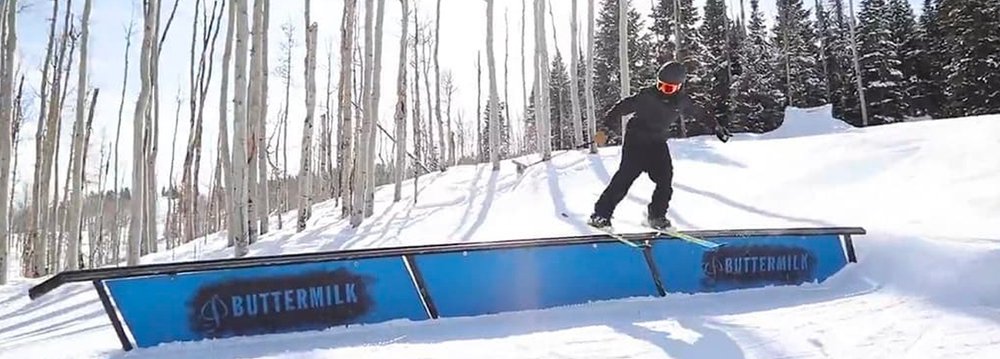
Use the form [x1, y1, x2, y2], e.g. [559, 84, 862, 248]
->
[2, 107, 1000, 358]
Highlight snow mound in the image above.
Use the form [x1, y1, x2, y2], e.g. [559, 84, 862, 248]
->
[751, 104, 856, 140]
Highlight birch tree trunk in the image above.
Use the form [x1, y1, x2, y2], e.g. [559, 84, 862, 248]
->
[338, 0, 357, 217]
[486, 0, 500, 170]
[534, 0, 551, 160]
[393, 0, 409, 202]
[520, 0, 527, 144]
[410, 5, 421, 203]
[245, 0, 264, 244]
[569, 0, 583, 147]
[297, 2, 317, 231]
[232, 0, 250, 255]
[0, 0, 16, 283]
[351, 0, 374, 226]
[364, 0, 386, 217]
[66, 0, 94, 270]
[257, 0, 270, 235]
[618, 0, 629, 136]
[129, 0, 158, 265]
[22, 0, 58, 276]
[672, 0, 686, 137]
[433, 0, 445, 172]
[111, 14, 136, 265]
[503, 8, 510, 155]
[846, 0, 868, 126]
[585, 0, 597, 154]
[219, 0, 235, 247]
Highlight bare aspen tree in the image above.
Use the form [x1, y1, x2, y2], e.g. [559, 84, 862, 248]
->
[351, 0, 375, 226]
[534, 0, 551, 160]
[486, 0, 500, 170]
[421, 29, 434, 166]
[410, 6, 422, 202]
[111, 13, 136, 265]
[181, 0, 224, 245]
[276, 20, 294, 227]
[8, 75, 23, 253]
[320, 40, 334, 203]
[22, 0, 59, 276]
[66, 0, 94, 270]
[444, 71, 455, 165]
[232, 0, 250, 255]
[218, 0, 235, 247]
[433, 0, 445, 172]
[476, 53, 481, 159]
[618, 0, 629, 136]
[258, 0, 270, 234]
[585, 0, 597, 154]
[245, 0, 264, 243]
[128, 0, 158, 265]
[393, 0, 410, 202]
[520, 0, 527, 140]
[180, 0, 203, 247]
[569, 0, 583, 146]
[846, 0, 868, 126]
[503, 8, 510, 153]
[0, 0, 16, 283]
[75, 89, 98, 267]
[297, 1, 317, 232]
[364, 0, 386, 217]
[338, 0, 357, 216]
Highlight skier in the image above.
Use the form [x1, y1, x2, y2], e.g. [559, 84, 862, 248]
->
[589, 61, 731, 231]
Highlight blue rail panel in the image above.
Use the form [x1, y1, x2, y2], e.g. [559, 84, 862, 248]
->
[104, 256, 427, 348]
[414, 242, 657, 318]
[651, 234, 848, 293]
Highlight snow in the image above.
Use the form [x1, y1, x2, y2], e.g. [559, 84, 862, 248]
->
[2, 107, 1000, 358]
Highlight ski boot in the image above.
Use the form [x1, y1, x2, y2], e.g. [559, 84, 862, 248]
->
[588, 213, 612, 229]
[646, 215, 674, 231]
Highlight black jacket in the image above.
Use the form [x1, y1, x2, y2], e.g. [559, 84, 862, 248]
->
[602, 86, 721, 145]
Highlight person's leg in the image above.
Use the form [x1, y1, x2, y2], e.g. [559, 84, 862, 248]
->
[592, 144, 643, 220]
[646, 143, 674, 223]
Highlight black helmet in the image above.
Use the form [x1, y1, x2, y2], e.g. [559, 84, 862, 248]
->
[657, 62, 686, 84]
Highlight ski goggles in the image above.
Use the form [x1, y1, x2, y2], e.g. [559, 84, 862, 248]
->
[657, 80, 682, 95]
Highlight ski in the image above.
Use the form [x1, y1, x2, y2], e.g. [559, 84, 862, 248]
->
[651, 227, 724, 249]
[589, 225, 650, 249]
[560, 212, 648, 249]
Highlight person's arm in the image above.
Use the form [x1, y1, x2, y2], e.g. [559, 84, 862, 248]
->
[680, 93, 731, 142]
[679, 93, 720, 127]
[601, 92, 641, 135]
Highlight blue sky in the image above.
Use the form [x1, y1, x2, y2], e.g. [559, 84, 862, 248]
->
[7, 0, 925, 207]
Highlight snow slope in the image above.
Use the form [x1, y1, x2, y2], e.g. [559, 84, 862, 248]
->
[2, 107, 1000, 358]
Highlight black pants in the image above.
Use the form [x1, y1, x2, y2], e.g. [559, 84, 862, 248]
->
[593, 141, 673, 219]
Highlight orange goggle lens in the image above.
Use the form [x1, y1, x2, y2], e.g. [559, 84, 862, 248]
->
[658, 81, 681, 94]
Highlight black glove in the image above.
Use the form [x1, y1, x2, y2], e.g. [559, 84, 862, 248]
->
[714, 125, 731, 143]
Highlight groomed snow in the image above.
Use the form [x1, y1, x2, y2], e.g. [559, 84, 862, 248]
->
[2, 107, 999, 358]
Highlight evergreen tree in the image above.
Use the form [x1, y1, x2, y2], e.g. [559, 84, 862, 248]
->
[650, 0, 708, 136]
[772, 0, 827, 108]
[731, 0, 785, 132]
[650, 0, 703, 67]
[480, 100, 511, 160]
[698, 0, 734, 125]
[549, 52, 574, 149]
[593, 0, 656, 121]
[857, 0, 908, 125]
[886, 0, 920, 117]
[910, 0, 946, 118]
[523, 85, 538, 153]
[937, 0, 1000, 117]
[821, 0, 863, 124]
